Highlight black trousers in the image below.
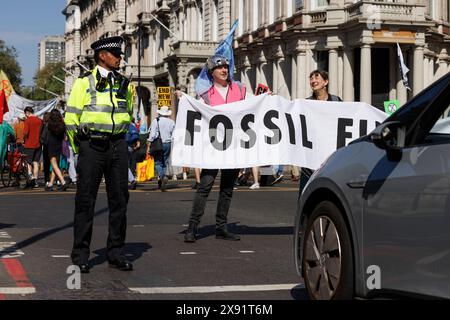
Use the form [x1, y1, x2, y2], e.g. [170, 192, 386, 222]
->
[189, 169, 240, 230]
[71, 138, 129, 264]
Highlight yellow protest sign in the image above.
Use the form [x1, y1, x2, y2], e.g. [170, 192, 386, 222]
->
[157, 87, 172, 107]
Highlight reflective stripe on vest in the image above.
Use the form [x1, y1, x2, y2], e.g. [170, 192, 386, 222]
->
[77, 73, 130, 134]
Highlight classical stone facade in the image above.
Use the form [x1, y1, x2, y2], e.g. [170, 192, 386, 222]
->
[233, 0, 450, 109]
[63, 0, 450, 123]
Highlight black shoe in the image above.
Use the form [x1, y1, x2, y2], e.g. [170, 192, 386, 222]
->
[191, 182, 199, 190]
[59, 183, 69, 191]
[184, 222, 198, 243]
[108, 259, 133, 271]
[216, 229, 241, 241]
[45, 185, 54, 191]
[161, 176, 168, 192]
[78, 263, 90, 274]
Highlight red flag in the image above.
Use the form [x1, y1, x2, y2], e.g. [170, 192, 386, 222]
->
[0, 89, 9, 123]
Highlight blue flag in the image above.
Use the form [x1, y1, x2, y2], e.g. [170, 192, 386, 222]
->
[195, 20, 239, 97]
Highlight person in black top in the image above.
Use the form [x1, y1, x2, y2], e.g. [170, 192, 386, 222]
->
[301, 70, 343, 191]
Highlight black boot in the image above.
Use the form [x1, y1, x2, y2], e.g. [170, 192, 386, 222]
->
[184, 222, 198, 243]
[216, 228, 241, 241]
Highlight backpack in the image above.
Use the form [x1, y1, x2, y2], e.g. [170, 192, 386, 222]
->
[126, 123, 139, 146]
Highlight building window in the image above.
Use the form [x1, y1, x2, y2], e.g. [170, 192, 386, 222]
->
[311, 0, 329, 10]
[295, 0, 303, 11]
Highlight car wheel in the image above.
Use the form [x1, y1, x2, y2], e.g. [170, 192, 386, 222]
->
[302, 200, 354, 300]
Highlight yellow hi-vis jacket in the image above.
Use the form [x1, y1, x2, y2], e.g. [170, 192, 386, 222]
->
[64, 66, 134, 153]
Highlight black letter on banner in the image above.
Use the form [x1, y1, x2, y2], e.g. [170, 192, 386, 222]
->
[264, 110, 281, 144]
[300, 115, 313, 149]
[285, 113, 296, 145]
[359, 120, 367, 137]
[210, 115, 233, 151]
[185, 111, 201, 146]
[337, 118, 353, 149]
[241, 114, 256, 149]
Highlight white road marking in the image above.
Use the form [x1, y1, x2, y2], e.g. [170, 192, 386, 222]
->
[239, 250, 255, 253]
[0, 287, 36, 294]
[129, 283, 299, 294]
[0, 232, 11, 239]
[132, 225, 145, 227]
[179, 252, 197, 255]
[0, 242, 25, 258]
[51, 255, 70, 258]
[181, 224, 188, 227]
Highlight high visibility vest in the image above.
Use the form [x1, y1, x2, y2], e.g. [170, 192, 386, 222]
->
[64, 66, 133, 152]
[201, 81, 246, 106]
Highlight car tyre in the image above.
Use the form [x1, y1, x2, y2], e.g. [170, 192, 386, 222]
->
[302, 200, 354, 300]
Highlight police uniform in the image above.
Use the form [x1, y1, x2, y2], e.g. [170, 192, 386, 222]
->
[65, 36, 133, 272]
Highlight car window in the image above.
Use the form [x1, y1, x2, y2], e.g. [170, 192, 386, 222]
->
[430, 106, 450, 134]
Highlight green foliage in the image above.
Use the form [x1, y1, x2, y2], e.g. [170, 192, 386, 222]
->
[0, 39, 22, 93]
[33, 62, 65, 100]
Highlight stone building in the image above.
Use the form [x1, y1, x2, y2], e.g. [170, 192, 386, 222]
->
[38, 35, 66, 70]
[63, 0, 450, 126]
[233, 0, 450, 109]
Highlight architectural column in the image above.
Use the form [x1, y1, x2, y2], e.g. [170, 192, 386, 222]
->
[389, 46, 397, 100]
[429, 56, 435, 83]
[291, 54, 297, 99]
[360, 44, 371, 104]
[413, 45, 424, 96]
[343, 48, 354, 101]
[423, 55, 430, 87]
[296, 50, 307, 99]
[328, 48, 339, 96]
[272, 59, 279, 94]
[436, 49, 449, 80]
[188, 73, 195, 97]
[241, 55, 251, 91]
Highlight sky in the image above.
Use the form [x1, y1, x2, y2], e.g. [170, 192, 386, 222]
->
[0, 0, 67, 87]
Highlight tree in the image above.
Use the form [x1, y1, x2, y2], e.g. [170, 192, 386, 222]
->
[33, 62, 65, 100]
[0, 39, 22, 93]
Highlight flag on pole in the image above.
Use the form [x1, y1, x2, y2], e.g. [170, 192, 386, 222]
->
[195, 19, 239, 97]
[397, 43, 411, 91]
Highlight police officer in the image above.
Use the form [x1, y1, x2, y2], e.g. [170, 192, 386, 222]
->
[65, 36, 133, 273]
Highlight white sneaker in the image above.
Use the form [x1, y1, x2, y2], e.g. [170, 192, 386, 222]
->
[249, 182, 260, 190]
[172, 174, 177, 181]
[183, 172, 188, 180]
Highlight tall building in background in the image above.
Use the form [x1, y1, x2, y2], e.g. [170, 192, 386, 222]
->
[38, 35, 66, 70]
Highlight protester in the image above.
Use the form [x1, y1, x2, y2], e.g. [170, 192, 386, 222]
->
[146, 105, 175, 192]
[64, 36, 134, 273]
[40, 112, 51, 187]
[13, 112, 26, 153]
[126, 118, 140, 190]
[301, 69, 343, 190]
[184, 54, 248, 243]
[0, 120, 14, 168]
[45, 109, 68, 191]
[23, 106, 43, 188]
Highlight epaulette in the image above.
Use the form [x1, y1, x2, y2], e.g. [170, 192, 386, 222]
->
[78, 71, 92, 78]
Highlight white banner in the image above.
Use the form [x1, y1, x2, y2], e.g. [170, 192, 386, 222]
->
[3, 93, 59, 123]
[171, 93, 387, 170]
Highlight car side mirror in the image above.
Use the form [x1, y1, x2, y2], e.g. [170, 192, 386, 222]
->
[371, 121, 406, 152]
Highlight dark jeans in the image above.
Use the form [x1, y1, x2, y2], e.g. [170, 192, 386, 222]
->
[189, 168, 240, 230]
[71, 138, 129, 264]
[154, 142, 171, 179]
[42, 144, 50, 182]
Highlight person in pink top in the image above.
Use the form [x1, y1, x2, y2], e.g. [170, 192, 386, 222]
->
[184, 54, 247, 243]
[23, 107, 43, 188]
